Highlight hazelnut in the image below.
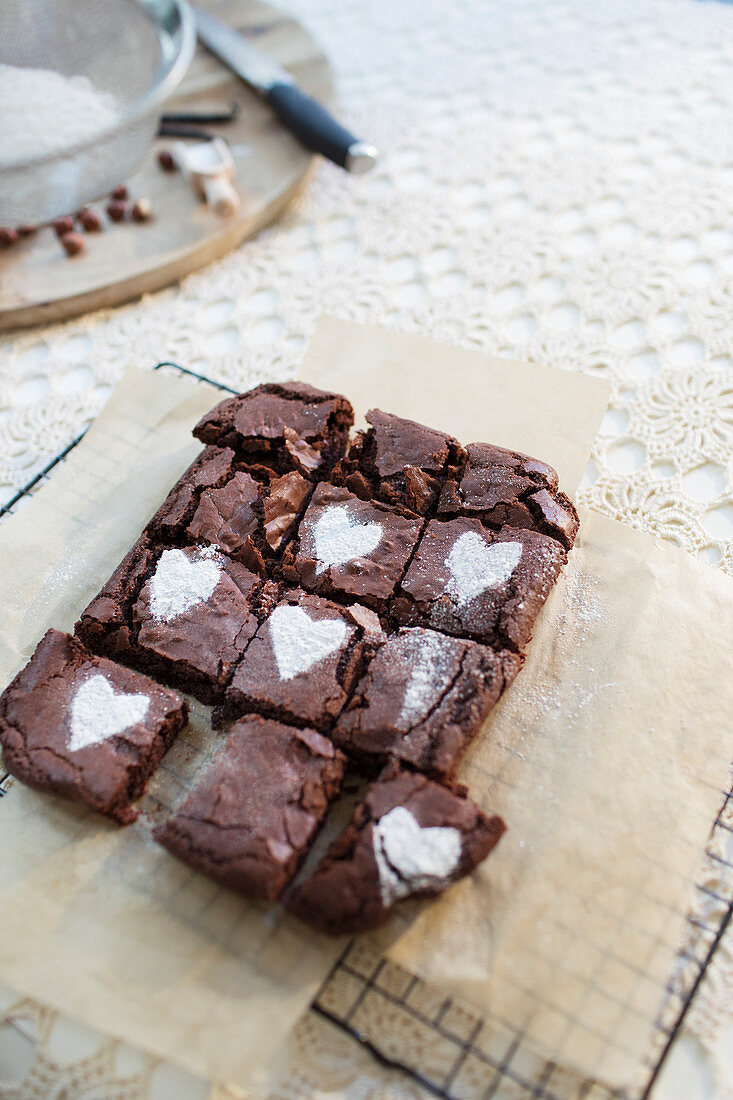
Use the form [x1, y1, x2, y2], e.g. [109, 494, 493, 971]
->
[52, 215, 75, 237]
[111, 184, 128, 201]
[106, 199, 127, 222]
[157, 149, 176, 172]
[78, 208, 102, 232]
[131, 198, 152, 222]
[61, 231, 85, 256]
[0, 227, 19, 246]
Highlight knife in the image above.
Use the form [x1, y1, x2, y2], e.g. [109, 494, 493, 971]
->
[194, 8, 379, 174]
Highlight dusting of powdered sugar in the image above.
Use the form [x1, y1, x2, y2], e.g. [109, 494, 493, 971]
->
[149, 547, 222, 623]
[446, 531, 522, 607]
[310, 505, 383, 575]
[396, 629, 456, 732]
[68, 674, 150, 752]
[268, 604, 349, 680]
[372, 806, 462, 906]
[0, 65, 122, 169]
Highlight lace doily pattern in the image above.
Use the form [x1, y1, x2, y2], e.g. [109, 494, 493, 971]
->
[1, 0, 733, 1096]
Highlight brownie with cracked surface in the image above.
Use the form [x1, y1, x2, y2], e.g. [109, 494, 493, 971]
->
[76, 538, 263, 704]
[192, 382, 354, 477]
[280, 482, 424, 612]
[392, 518, 566, 650]
[332, 408, 466, 515]
[223, 589, 383, 732]
[0, 629, 187, 824]
[285, 762, 505, 934]
[148, 444, 311, 573]
[155, 716, 345, 900]
[438, 442, 579, 549]
[333, 627, 522, 780]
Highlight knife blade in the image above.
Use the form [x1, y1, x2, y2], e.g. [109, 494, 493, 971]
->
[194, 8, 379, 174]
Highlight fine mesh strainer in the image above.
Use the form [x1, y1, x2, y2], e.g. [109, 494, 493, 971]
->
[0, 0, 195, 226]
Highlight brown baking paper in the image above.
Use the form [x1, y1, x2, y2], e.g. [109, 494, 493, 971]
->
[304, 320, 733, 1092]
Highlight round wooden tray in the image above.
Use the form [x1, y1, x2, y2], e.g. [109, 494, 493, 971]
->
[0, 0, 331, 332]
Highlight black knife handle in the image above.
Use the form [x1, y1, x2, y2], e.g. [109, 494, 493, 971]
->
[266, 83, 377, 173]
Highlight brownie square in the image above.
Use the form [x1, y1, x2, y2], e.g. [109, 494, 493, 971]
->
[334, 627, 523, 780]
[154, 716, 345, 900]
[148, 444, 311, 572]
[392, 518, 567, 650]
[281, 482, 424, 611]
[0, 629, 187, 824]
[285, 762, 506, 934]
[192, 382, 354, 477]
[333, 408, 466, 515]
[77, 539, 262, 704]
[224, 589, 382, 731]
[438, 442, 579, 549]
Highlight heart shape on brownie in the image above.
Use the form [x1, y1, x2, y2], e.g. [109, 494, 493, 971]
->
[372, 805, 462, 906]
[68, 674, 150, 752]
[149, 547, 221, 622]
[312, 505, 383, 575]
[446, 531, 522, 607]
[268, 604, 349, 681]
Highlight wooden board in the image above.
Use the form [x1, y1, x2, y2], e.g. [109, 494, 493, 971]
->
[0, 0, 331, 332]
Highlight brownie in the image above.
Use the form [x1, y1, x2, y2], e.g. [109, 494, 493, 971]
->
[334, 627, 523, 780]
[280, 482, 424, 611]
[77, 539, 262, 704]
[392, 518, 567, 650]
[0, 629, 187, 824]
[154, 716, 345, 900]
[438, 442, 579, 549]
[285, 762, 506, 934]
[224, 589, 383, 731]
[192, 382, 354, 477]
[333, 409, 466, 515]
[148, 444, 311, 572]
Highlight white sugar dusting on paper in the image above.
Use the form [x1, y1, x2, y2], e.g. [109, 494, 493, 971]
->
[311, 505, 383, 575]
[446, 531, 522, 607]
[396, 629, 455, 732]
[149, 547, 221, 622]
[68, 674, 150, 752]
[268, 604, 349, 681]
[372, 806, 462, 906]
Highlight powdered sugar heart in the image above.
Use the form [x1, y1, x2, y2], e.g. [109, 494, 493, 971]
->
[446, 531, 522, 607]
[372, 805, 462, 906]
[268, 604, 349, 681]
[68, 674, 150, 752]
[312, 505, 382, 576]
[149, 547, 221, 622]
[396, 629, 454, 732]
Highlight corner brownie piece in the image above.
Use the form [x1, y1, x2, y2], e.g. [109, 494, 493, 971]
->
[224, 589, 383, 731]
[155, 716, 345, 900]
[148, 444, 311, 572]
[281, 482, 424, 611]
[438, 442, 579, 549]
[0, 630, 187, 824]
[333, 409, 466, 515]
[392, 518, 566, 650]
[77, 539, 262, 704]
[334, 628, 522, 780]
[192, 382, 354, 477]
[285, 762, 505, 934]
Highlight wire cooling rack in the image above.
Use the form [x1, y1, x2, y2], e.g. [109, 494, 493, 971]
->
[0, 361, 731, 1100]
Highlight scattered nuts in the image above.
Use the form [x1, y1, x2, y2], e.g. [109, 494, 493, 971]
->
[157, 149, 176, 172]
[106, 199, 126, 222]
[131, 198, 152, 222]
[78, 207, 102, 232]
[111, 184, 128, 200]
[52, 215, 75, 237]
[0, 227, 19, 247]
[61, 231, 85, 256]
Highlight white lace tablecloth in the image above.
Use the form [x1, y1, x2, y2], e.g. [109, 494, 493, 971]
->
[1, 0, 733, 1096]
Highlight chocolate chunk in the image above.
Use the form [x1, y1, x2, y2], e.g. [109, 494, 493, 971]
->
[0, 630, 187, 824]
